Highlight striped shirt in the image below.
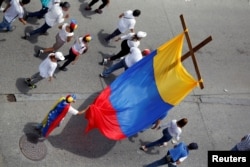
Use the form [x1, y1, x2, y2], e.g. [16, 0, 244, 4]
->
[237, 134, 250, 151]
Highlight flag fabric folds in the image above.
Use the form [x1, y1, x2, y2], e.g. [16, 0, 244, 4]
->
[85, 32, 199, 140]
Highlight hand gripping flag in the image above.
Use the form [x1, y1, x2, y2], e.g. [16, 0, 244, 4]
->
[85, 32, 199, 140]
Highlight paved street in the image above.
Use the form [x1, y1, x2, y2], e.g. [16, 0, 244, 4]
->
[0, 0, 250, 166]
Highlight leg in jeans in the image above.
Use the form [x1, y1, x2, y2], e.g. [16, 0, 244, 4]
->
[0, 17, 11, 31]
[231, 145, 239, 151]
[28, 6, 48, 19]
[29, 72, 44, 85]
[29, 22, 51, 36]
[105, 28, 121, 41]
[145, 156, 170, 167]
[101, 59, 127, 77]
[110, 40, 130, 61]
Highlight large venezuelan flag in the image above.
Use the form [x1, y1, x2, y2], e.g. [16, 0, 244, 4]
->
[85, 32, 199, 140]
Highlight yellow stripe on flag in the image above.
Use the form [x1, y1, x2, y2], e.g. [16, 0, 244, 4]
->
[154, 32, 198, 106]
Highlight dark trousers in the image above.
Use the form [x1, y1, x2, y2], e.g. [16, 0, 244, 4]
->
[105, 28, 121, 41]
[28, 6, 48, 19]
[29, 22, 51, 36]
[110, 40, 130, 61]
[89, 0, 109, 9]
[60, 48, 76, 69]
[145, 153, 176, 167]
[30, 72, 44, 85]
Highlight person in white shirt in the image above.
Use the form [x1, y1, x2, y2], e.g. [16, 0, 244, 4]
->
[0, 0, 30, 32]
[37, 19, 77, 57]
[140, 118, 188, 152]
[25, 52, 65, 89]
[23, 1, 70, 39]
[100, 31, 147, 65]
[104, 9, 141, 42]
[59, 34, 92, 71]
[99, 47, 150, 78]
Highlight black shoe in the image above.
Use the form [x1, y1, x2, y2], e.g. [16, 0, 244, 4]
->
[99, 73, 107, 78]
[95, 9, 103, 14]
[85, 6, 92, 10]
[98, 58, 108, 65]
[59, 67, 68, 71]
[24, 78, 31, 84]
[22, 32, 30, 40]
[24, 12, 29, 20]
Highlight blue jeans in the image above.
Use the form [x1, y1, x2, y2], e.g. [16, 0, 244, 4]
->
[145, 128, 172, 148]
[29, 22, 51, 36]
[0, 17, 12, 31]
[102, 58, 128, 77]
[145, 156, 176, 167]
[28, 6, 48, 19]
[105, 28, 121, 41]
[231, 145, 239, 151]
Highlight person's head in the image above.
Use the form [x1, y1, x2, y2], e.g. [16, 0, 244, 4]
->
[133, 9, 141, 17]
[83, 34, 92, 43]
[187, 142, 198, 150]
[177, 118, 188, 128]
[49, 52, 65, 61]
[60, 2, 70, 11]
[21, 0, 30, 5]
[65, 94, 76, 103]
[142, 49, 151, 56]
[135, 31, 147, 40]
[69, 19, 78, 32]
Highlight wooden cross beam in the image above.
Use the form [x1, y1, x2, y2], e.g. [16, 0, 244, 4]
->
[180, 14, 212, 89]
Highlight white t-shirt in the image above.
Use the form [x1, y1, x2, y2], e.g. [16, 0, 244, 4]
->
[45, 3, 64, 27]
[120, 33, 140, 48]
[161, 120, 182, 141]
[125, 47, 142, 68]
[4, 0, 24, 23]
[68, 106, 79, 115]
[58, 23, 74, 42]
[118, 10, 136, 33]
[39, 54, 57, 78]
[72, 37, 87, 55]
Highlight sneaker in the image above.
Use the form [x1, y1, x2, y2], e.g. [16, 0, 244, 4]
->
[85, 6, 92, 10]
[22, 32, 30, 40]
[95, 9, 103, 14]
[24, 78, 31, 84]
[36, 50, 43, 57]
[24, 12, 29, 20]
[59, 67, 68, 71]
[6, 26, 16, 32]
[99, 73, 107, 78]
[0, 7, 4, 12]
[99, 58, 108, 65]
[28, 84, 37, 89]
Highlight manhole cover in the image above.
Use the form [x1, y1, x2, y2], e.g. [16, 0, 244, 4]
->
[19, 133, 47, 161]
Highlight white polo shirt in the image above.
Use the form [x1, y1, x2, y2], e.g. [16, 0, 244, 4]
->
[39, 54, 57, 78]
[4, 0, 24, 23]
[45, 3, 64, 27]
[71, 37, 87, 55]
[118, 10, 136, 33]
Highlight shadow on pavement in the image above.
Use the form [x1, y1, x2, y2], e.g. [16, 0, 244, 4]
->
[47, 92, 116, 158]
[16, 78, 33, 95]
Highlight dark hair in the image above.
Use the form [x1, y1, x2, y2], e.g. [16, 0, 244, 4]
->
[133, 9, 141, 17]
[177, 118, 188, 128]
[60, 2, 70, 9]
[21, 0, 30, 5]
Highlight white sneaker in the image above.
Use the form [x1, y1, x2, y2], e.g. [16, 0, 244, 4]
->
[0, 7, 4, 12]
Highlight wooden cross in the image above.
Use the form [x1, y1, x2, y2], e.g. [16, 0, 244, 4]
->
[180, 14, 212, 89]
